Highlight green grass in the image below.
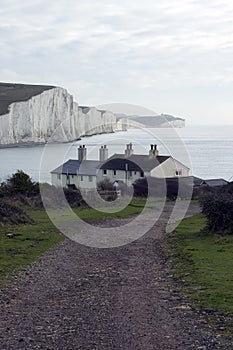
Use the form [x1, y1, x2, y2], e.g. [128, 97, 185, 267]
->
[0, 209, 64, 286]
[73, 198, 148, 220]
[168, 213, 233, 314]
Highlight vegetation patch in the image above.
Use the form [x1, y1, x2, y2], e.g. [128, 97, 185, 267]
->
[0, 209, 64, 286]
[166, 213, 233, 337]
[73, 197, 147, 221]
[0, 200, 33, 225]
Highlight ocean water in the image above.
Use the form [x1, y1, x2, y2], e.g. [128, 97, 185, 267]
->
[0, 125, 232, 183]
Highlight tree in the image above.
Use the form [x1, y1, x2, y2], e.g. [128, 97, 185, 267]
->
[5, 170, 39, 196]
[201, 182, 233, 234]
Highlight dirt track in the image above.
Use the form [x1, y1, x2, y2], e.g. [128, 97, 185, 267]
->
[0, 203, 225, 349]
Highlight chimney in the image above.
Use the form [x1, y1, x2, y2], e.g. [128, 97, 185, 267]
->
[125, 143, 134, 157]
[149, 144, 159, 158]
[78, 145, 87, 162]
[99, 145, 108, 162]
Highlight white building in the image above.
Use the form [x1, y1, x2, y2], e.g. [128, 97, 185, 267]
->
[51, 145, 108, 189]
[97, 144, 190, 186]
[51, 143, 190, 189]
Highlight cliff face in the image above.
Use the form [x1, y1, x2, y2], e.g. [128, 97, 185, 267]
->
[0, 86, 117, 145]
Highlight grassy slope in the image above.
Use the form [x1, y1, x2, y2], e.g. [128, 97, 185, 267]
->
[166, 213, 233, 347]
[0, 209, 63, 286]
[168, 213, 233, 314]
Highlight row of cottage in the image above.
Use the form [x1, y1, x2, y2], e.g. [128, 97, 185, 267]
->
[51, 143, 190, 189]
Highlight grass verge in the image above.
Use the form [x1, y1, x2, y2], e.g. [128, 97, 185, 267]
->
[0, 209, 64, 286]
[166, 213, 233, 339]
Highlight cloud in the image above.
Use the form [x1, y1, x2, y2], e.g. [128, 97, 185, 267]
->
[0, 0, 233, 123]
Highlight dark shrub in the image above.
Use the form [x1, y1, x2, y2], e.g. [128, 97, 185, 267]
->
[39, 184, 88, 208]
[63, 188, 88, 207]
[133, 177, 148, 197]
[0, 200, 34, 225]
[1, 170, 39, 197]
[133, 176, 192, 200]
[97, 178, 115, 191]
[201, 183, 233, 234]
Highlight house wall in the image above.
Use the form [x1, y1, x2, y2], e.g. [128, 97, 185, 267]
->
[51, 173, 97, 189]
[51, 173, 68, 187]
[96, 169, 144, 186]
[150, 158, 190, 178]
[78, 175, 97, 189]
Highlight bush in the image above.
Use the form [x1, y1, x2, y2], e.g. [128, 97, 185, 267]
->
[133, 176, 192, 199]
[1, 170, 39, 197]
[97, 178, 115, 191]
[63, 188, 88, 207]
[0, 199, 34, 225]
[201, 184, 233, 234]
[133, 177, 148, 197]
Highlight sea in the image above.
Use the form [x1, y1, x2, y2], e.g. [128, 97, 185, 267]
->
[0, 125, 232, 184]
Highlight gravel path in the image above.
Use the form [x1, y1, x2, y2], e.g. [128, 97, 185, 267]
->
[0, 203, 228, 349]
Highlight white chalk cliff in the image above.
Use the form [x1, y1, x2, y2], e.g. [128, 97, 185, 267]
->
[0, 86, 117, 145]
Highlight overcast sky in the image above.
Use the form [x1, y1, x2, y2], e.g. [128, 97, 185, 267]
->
[1, 0, 233, 125]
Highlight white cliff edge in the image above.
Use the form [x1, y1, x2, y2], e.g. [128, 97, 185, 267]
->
[0, 87, 117, 145]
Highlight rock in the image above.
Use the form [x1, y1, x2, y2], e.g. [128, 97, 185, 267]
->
[0, 85, 117, 145]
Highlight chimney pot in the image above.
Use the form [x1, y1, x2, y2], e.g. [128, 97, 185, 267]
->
[78, 145, 87, 161]
[125, 143, 134, 157]
[99, 145, 108, 161]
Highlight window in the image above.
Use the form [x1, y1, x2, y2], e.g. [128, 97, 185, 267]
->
[57, 174, 61, 180]
[113, 170, 116, 176]
[134, 171, 137, 175]
[80, 175, 83, 181]
[103, 169, 107, 175]
[89, 175, 93, 182]
[140, 171, 144, 177]
[129, 171, 132, 177]
[175, 170, 182, 176]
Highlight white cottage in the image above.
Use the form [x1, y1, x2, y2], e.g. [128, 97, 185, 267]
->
[51, 143, 190, 189]
[97, 144, 190, 186]
[51, 145, 108, 189]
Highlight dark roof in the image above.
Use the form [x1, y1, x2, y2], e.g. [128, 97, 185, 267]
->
[192, 176, 204, 186]
[99, 154, 170, 172]
[163, 176, 203, 186]
[51, 160, 100, 175]
[201, 179, 229, 187]
[79, 161, 101, 176]
[0, 82, 55, 115]
[51, 160, 80, 175]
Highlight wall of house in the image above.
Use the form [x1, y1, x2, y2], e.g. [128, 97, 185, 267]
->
[78, 175, 97, 189]
[51, 173, 97, 189]
[150, 158, 190, 178]
[51, 173, 68, 187]
[96, 169, 144, 186]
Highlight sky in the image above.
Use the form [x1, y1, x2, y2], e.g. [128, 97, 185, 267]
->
[0, 0, 233, 125]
